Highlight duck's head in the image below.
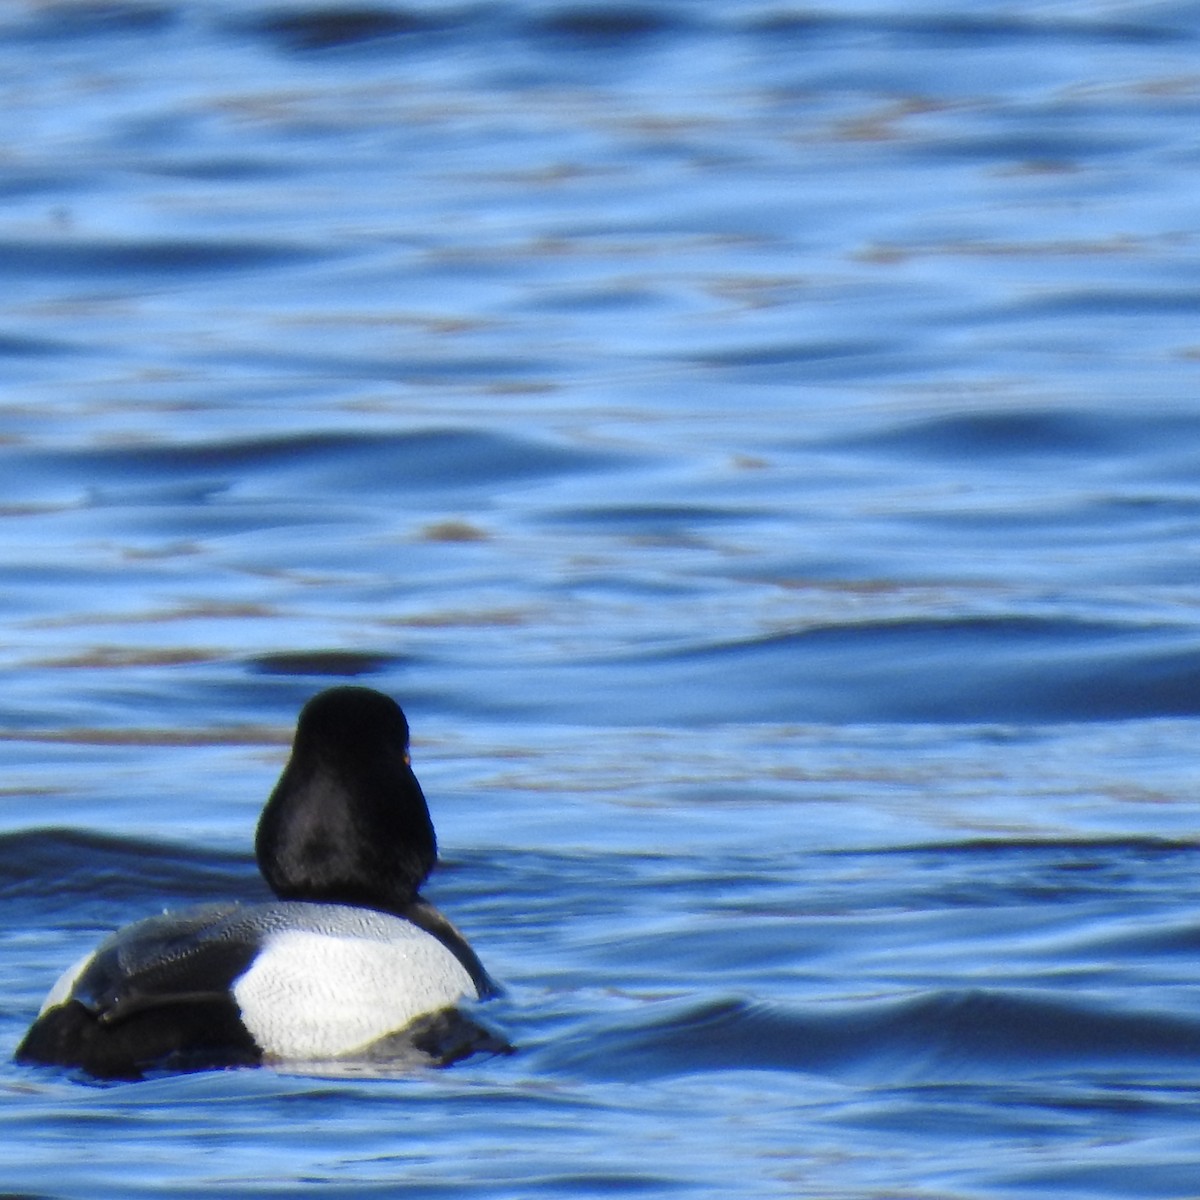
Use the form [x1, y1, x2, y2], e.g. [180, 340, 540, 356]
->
[255, 686, 437, 914]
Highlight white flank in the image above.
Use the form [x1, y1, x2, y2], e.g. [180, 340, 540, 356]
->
[40, 951, 95, 1014]
[232, 925, 475, 1060]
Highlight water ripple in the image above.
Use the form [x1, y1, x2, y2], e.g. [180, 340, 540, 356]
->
[542, 989, 1200, 1084]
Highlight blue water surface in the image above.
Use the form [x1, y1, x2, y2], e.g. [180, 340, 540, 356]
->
[2, 1, 1200, 1196]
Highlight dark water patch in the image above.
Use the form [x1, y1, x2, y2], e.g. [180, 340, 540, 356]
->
[1001, 287, 1200, 319]
[895, 13, 1184, 47]
[526, 5, 688, 49]
[848, 836, 1200, 863]
[1071, 920, 1200, 961]
[545, 989, 1200, 1085]
[0, 239, 325, 281]
[834, 402, 1200, 499]
[0, 829, 262, 921]
[540, 503, 763, 534]
[521, 284, 669, 315]
[998, 1159, 1200, 1197]
[539, 617, 1200, 725]
[831, 408, 1147, 460]
[200, 347, 561, 386]
[0, 332, 80, 358]
[63, 500, 363, 543]
[1098, 494, 1200, 520]
[0, 428, 627, 505]
[143, 156, 302, 182]
[0, 172, 91, 201]
[696, 337, 900, 372]
[246, 650, 406, 677]
[902, 493, 1200, 542]
[912, 129, 1146, 165]
[742, 9, 1188, 47]
[517, 1172, 687, 1197]
[579, 917, 831, 980]
[821, 838, 1200, 911]
[241, 4, 468, 54]
[201, 427, 618, 491]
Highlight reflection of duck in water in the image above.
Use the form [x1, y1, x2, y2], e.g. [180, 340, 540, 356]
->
[17, 686, 503, 1080]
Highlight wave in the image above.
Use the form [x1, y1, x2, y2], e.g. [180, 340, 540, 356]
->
[0, 428, 634, 521]
[5, 1, 1180, 63]
[827, 407, 1200, 463]
[0, 828, 263, 923]
[540, 988, 1200, 1086]
[466, 616, 1200, 725]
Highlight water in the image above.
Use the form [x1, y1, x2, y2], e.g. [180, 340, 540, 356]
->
[1, 0, 1200, 1194]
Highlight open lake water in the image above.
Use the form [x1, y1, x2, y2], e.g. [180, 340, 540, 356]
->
[2, 0, 1200, 1195]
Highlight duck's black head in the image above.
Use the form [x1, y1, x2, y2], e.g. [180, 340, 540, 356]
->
[255, 686, 437, 914]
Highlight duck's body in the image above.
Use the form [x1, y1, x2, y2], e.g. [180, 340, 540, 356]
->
[16, 688, 502, 1081]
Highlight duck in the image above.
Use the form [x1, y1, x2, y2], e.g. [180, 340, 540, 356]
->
[15, 686, 504, 1080]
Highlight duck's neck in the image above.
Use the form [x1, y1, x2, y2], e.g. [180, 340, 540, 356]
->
[254, 751, 436, 913]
